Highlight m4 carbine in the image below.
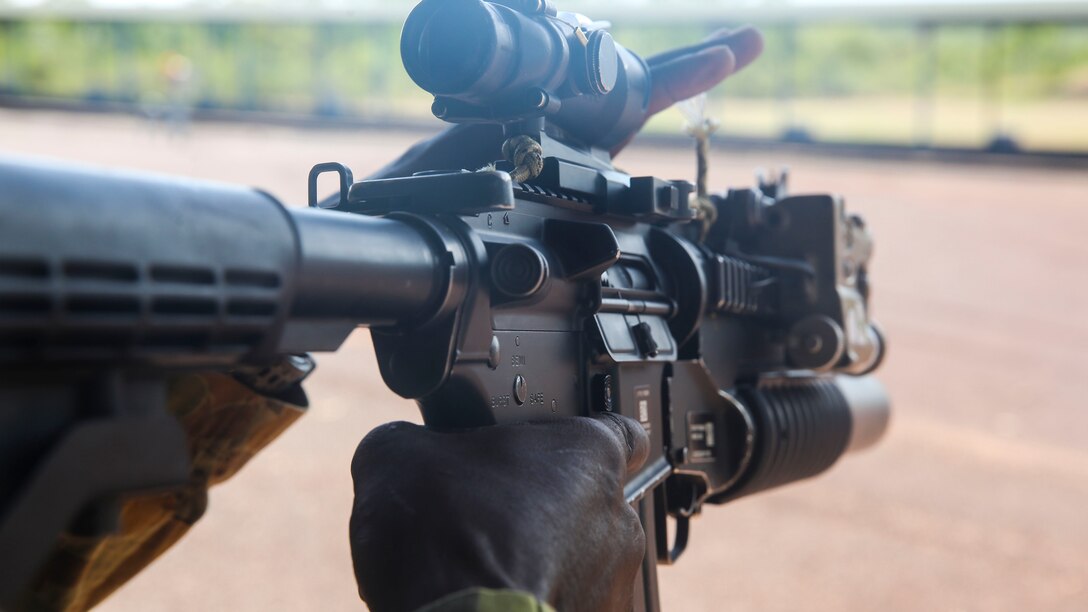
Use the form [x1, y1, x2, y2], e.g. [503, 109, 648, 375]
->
[0, 1, 889, 610]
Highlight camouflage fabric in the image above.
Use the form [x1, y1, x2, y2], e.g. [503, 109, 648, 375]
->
[418, 589, 556, 612]
[17, 373, 307, 612]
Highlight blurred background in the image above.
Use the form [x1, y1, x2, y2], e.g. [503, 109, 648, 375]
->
[2, 1, 1087, 611]
[3, 0, 1088, 154]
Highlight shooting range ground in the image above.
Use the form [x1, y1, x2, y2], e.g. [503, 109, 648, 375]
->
[2, 109, 1086, 612]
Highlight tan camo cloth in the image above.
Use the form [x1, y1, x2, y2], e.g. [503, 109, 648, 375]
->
[16, 374, 306, 612]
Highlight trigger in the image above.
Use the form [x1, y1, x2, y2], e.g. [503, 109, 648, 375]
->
[653, 486, 693, 565]
[664, 515, 690, 565]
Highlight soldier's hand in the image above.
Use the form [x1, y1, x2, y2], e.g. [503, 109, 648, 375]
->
[368, 27, 763, 179]
[609, 26, 763, 154]
[349, 414, 650, 612]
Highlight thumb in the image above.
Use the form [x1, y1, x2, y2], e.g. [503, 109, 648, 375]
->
[704, 26, 764, 73]
[592, 412, 651, 477]
[647, 45, 736, 116]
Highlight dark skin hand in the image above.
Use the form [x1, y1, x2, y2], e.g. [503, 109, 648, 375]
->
[350, 414, 650, 612]
[350, 28, 764, 612]
[370, 27, 764, 179]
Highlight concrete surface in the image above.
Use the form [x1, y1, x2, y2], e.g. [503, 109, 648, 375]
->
[2, 109, 1086, 612]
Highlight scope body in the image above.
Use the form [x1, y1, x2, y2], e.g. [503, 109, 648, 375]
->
[401, 0, 651, 150]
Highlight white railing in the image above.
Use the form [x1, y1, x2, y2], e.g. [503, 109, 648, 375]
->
[1, 1, 1087, 24]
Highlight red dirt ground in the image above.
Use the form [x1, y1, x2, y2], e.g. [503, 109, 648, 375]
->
[3, 109, 1087, 612]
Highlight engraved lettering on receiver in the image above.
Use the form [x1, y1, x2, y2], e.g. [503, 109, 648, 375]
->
[511, 355, 527, 367]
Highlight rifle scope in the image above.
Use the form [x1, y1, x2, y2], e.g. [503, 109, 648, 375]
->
[400, 0, 651, 150]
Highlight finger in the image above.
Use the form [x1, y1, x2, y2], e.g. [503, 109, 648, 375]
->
[646, 26, 764, 70]
[647, 45, 736, 117]
[591, 412, 650, 476]
[707, 27, 764, 73]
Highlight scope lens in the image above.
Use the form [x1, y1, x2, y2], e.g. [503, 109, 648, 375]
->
[407, 0, 495, 95]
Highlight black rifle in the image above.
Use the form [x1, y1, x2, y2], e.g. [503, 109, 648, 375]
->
[0, 1, 889, 610]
